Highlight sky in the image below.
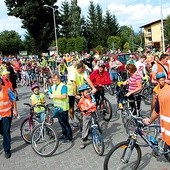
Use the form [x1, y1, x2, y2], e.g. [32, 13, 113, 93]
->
[0, 0, 170, 37]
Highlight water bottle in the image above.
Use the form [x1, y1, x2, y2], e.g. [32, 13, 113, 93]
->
[148, 135, 158, 146]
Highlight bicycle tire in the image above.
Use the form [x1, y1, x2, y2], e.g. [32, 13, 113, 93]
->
[20, 117, 39, 144]
[92, 128, 104, 156]
[142, 87, 152, 105]
[164, 142, 170, 162]
[126, 115, 158, 146]
[102, 98, 113, 121]
[31, 123, 59, 157]
[104, 140, 141, 170]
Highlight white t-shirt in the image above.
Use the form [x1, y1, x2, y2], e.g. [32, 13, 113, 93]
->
[135, 61, 146, 77]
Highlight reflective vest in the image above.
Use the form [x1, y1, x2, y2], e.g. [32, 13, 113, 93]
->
[2, 76, 13, 91]
[51, 82, 69, 111]
[0, 86, 12, 117]
[158, 85, 170, 146]
[67, 66, 76, 96]
[75, 71, 85, 90]
[153, 83, 168, 95]
[30, 93, 45, 113]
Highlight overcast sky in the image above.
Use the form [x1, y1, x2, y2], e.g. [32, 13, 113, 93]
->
[0, 0, 170, 37]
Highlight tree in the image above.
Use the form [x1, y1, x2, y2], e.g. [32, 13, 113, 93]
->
[60, 0, 71, 38]
[5, 0, 61, 52]
[87, 0, 97, 48]
[0, 30, 23, 55]
[69, 0, 81, 37]
[164, 15, 170, 47]
[75, 36, 87, 53]
[103, 10, 119, 47]
[67, 38, 76, 52]
[107, 36, 121, 51]
[23, 32, 37, 54]
[119, 26, 133, 51]
[123, 42, 130, 53]
[57, 37, 67, 54]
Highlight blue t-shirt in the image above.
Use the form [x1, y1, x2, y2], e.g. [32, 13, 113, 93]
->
[48, 84, 67, 95]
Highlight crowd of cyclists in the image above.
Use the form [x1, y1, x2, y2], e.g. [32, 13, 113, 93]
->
[1, 47, 170, 161]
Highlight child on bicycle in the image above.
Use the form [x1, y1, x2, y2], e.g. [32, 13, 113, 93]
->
[77, 84, 97, 149]
[30, 83, 46, 122]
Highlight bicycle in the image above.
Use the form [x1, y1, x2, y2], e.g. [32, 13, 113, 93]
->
[20, 103, 53, 144]
[103, 117, 170, 170]
[20, 103, 40, 144]
[74, 89, 113, 122]
[31, 104, 59, 157]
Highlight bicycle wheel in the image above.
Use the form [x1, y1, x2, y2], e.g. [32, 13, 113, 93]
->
[92, 128, 104, 156]
[142, 87, 152, 105]
[164, 142, 170, 162]
[31, 123, 59, 157]
[126, 116, 158, 146]
[102, 98, 113, 121]
[104, 140, 141, 170]
[20, 117, 39, 144]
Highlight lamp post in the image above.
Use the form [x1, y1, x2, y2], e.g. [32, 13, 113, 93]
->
[160, 0, 165, 52]
[44, 4, 58, 57]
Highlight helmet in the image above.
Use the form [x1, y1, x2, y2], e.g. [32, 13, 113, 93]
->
[78, 84, 90, 92]
[156, 72, 166, 79]
[31, 83, 39, 91]
[98, 60, 105, 68]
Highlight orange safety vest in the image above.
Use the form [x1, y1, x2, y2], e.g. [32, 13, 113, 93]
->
[2, 76, 13, 91]
[0, 86, 12, 117]
[158, 85, 170, 146]
[156, 62, 170, 77]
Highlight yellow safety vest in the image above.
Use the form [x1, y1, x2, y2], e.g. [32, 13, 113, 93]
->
[75, 71, 85, 89]
[51, 82, 69, 111]
[30, 93, 45, 113]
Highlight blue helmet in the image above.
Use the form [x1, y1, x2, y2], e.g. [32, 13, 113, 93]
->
[156, 72, 166, 79]
[78, 84, 90, 92]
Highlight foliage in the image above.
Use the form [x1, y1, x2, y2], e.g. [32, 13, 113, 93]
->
[66, 37, 76, 52]
[57, 37, 67, 54]
[5, 0, 61, 52]
[164, 15, 170, 47]
[75, 36, 87, 53]
[95, 45, 103, 55]
[0, 30, 23, 55]
[107, 36, 121, 51]
[123, 42, 130, 53]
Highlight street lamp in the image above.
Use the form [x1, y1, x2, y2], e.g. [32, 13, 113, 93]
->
[44, 4, 58, 57]
[160, 0, 165, 52]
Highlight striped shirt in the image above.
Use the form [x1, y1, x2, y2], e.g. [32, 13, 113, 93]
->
[128, 72, 142, 92]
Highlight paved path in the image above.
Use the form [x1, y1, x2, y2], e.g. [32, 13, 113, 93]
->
[0, 86, 170, 170]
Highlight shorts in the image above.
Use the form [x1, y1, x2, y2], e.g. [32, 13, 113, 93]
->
[68, 96, 75, 108]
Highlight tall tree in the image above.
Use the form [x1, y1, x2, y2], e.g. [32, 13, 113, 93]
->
[164, 15, 170, 47]
[103, 10, 119, 47]
[5, 0, 61, 52]
[69, 0, 81, 37]
[95, 4, 104, 47]
[0, 30, 23, 55]
[60, 0, 71, 38]
[87, 0, 97, 48]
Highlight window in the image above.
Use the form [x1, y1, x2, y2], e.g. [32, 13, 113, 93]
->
[148, 29, 151, 33]
[148, 37, 152, 42]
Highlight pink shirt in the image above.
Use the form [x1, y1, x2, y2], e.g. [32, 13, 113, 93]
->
[128, 72, 142, 92]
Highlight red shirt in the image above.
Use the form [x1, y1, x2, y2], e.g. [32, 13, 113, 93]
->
[90, 69, 111, 87]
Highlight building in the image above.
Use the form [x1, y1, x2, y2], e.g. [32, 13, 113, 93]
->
[140, 19, 165, 50]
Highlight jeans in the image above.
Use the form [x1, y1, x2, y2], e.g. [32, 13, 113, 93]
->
[58, 111, 72, 140]
[0, 117, 12, 152]
[110, 71, 118, 81]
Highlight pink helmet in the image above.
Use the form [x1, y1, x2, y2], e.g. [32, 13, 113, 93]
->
[31, 83, 39, 91]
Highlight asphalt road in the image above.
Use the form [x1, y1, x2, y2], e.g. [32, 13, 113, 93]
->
[0, 86, 170, 170]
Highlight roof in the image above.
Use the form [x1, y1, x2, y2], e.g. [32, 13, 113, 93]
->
[140, 19, 166, 28]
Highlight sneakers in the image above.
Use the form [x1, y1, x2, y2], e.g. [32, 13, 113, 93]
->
[62, 139, 72, 144]
[80, 141, 85, 149]
[5, 151, 11, 159]
[59, 135, 66, 140]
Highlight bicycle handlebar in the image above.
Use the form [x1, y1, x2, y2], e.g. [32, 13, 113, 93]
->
[23, 103, 54, 110]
